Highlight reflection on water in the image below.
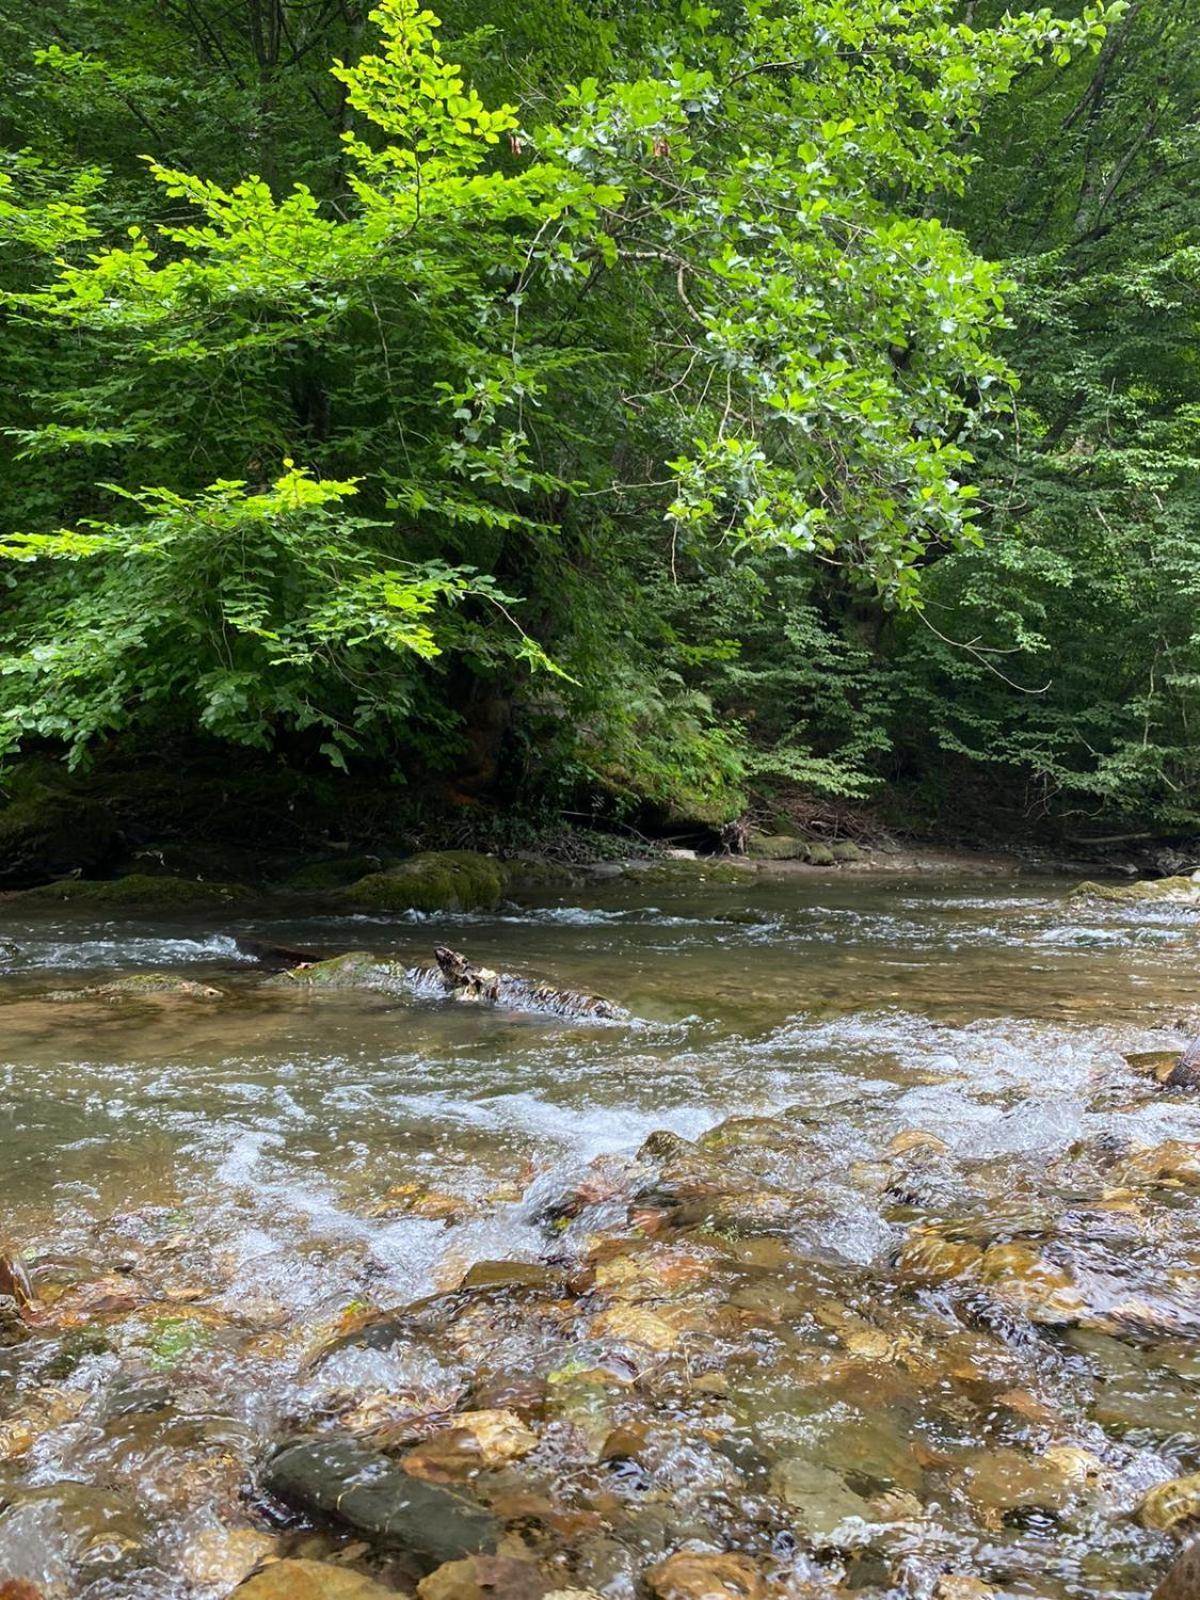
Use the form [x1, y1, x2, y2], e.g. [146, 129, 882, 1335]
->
[1, 873, 1199, 1598]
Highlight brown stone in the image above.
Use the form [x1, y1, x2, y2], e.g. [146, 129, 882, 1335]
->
[234, 1560, 401, 1599]
[644, 1553, 766, 1600]
[418, 1557, 556, 1600]
[1155, 1543, 1200, 1600]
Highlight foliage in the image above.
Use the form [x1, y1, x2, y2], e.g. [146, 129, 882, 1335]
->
[0, 0, 1158, 835]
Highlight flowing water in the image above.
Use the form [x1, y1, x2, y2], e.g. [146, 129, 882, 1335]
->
[2, 870, 1199, 1599]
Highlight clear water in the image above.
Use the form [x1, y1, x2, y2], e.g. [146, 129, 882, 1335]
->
[1, 872, 1198, 1598]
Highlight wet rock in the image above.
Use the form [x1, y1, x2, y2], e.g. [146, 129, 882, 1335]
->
[47, 972, 225, 1004]
[181, 1526, 277, 1591]
[402, 1410, 538, 1481]
[589, 1305, 680, 1353]
[888, 1130, 947, 1158]
[271, 951, 409, 994]
[620, 858, 754, 885]
[0, 1483, 148, 1588]
[1139, 1472, 1200, 1531]
[978, 1243, 1085, 1325]
[234, 936, 323, 969]
[233, 1560, 400, 1599]
[16, 872, 251, 909]
[1119, 1140, 1200, 1188]
[418, 1556, 557, 1600]
[933, 1581, 995, 1599]
[341, 853, 505, 914]
[643, 1552, 766, 1600]
[0, 1582, 45, 1600]
[264, 1433, 498, 1562]
[957, 1446, 1079, 1521]
[830, 842, 864, 863]
[1155, 1542, 1200, 1600]
[768, 1457, 873, 1540]
[458, 1262, 560, 1293]
[895, 1228, 982, 1285]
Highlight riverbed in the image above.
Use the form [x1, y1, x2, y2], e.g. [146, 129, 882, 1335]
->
[2, 870, 1198, 1598]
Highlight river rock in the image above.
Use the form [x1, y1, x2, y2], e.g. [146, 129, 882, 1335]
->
[402, 1410, 537, 1481]
[340, 853, 505, 914]
[1155, 1543, 1200, 1600]
[264, 1434, 498, 1562]
[1071, 876, 1200, 905]
[1119, 1141, 1200, 1187]
[933, 1581, 995, 1599]
[768, 1457, 873, 1539]
[47, 973, 225, 1004]
[18, 873, 250, 910]
[1140, 1472, 1200, 1531]
[272, 952, 409, 994]
[418, 1556, 557, 1600]
[978, 1243, 1085, 1324]
[181, 1526, 277, 1591]
[233, 1561, 400, 1599]
[643, 1552, 766, 1600]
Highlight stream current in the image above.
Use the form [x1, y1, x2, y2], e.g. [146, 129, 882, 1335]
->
[1, 870, 1199, 1599]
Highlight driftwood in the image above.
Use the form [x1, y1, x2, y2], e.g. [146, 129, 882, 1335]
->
[426, 945, 627, 1022]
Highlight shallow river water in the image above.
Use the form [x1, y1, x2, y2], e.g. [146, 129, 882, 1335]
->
[2, 870, 1200, 1599]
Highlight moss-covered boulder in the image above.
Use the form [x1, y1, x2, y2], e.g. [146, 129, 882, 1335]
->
[269, 951, 408, 993]
[14, 873, 251, 911]
[500, 856, 581, 893]
[340, 851, 506, 913]
[806, 842, 836, 866]
[747, 833, 809, 861]
[830, 841, 865, 863]
[1070, 875, 1200, 905]
[0, 769, 119, 888]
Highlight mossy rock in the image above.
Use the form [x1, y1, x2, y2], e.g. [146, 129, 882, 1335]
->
[1070, 875, 1200, 905]
[0, 767, 119, 888]
[622, 857, 754, 885]
[830, 841, 865, 863]
[45, 972, 225, 1004]
[806, 843, 836, 866]
[340, 851, 505, 913]
[15, 873, 252, 910]
[747, 833, 809, 861]
[285, 855, 385, 892]
[270, 951, 407, 993]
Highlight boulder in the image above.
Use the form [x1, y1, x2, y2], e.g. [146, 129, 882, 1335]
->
[341, 853, 505, 914]
[746, 834, 809, 861]
[418, 1556, 557, 1600]
[263, 1434, 498, 1563]
[46, 973, 224, 1004]
[271, 952, 408, 994]
[1139, 1472, 1200, 1531]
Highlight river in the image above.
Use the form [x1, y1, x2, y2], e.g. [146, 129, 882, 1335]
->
[1, 869, 1198, 1598]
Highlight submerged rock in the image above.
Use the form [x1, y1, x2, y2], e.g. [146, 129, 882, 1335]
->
[341, 852, 505, 913]
[1139, 1471, 1200, 1531]
[46, 973, 225, 1004]
[234, 1561, 400, 1599]
[643, 1552, 766, 1600]
[271, 951, 409, 995]
[401, 1410, 538, 1481]
[264, 1433, 498, 1562]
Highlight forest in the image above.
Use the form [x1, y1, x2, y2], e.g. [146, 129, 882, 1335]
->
[0, 0, 1196, 855]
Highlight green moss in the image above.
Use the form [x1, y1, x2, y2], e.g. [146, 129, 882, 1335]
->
[830, 841, 865, 863]
[806, 843, 836, 866]
[622, 857, 754, 884]
[15, 873, 251, 909]
[501, 856, 581, 893]
[747, 833, 809, 861]
[1071, 876, 1200, 905]
[340, 850, 505, 912]
[270, 951, 399, 991]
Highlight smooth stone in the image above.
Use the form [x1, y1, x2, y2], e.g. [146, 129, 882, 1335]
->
[264, 1434, 498, 1563]
[644, 1552, 766, 1600]
[417, 1556, 556, 1600]
[1155, 1543, 1200, 1600]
